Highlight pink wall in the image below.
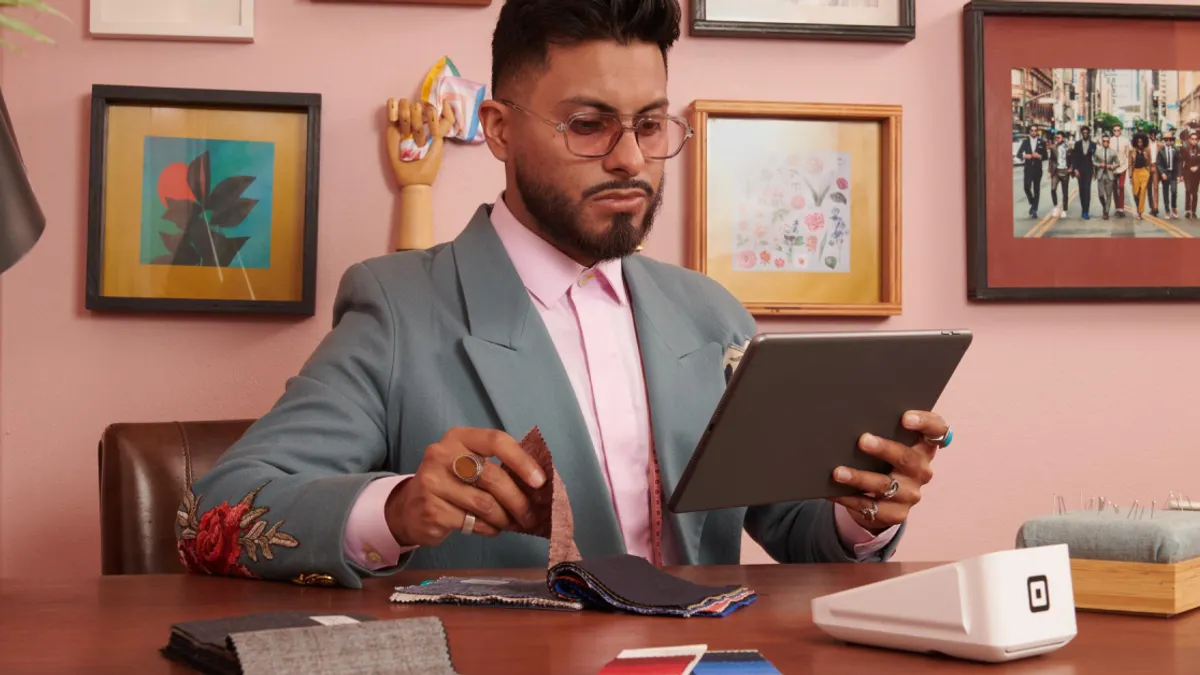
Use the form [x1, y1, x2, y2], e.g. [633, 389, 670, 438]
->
[4, 0, 1200, 578]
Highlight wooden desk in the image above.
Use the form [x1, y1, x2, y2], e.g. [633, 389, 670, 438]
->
[3, 563, 1198, 673]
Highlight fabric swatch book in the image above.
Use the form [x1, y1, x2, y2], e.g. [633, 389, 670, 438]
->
[161, 611, 459, 675]
[390, 428, 757, 617]
[597, 646, 783, 675]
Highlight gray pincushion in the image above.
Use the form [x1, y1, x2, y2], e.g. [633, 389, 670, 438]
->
[1016, 510, 1200, 564]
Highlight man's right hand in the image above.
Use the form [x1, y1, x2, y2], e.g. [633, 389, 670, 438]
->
[384, 427, 547, 547]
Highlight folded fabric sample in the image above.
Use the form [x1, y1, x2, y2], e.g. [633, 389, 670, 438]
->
[161, 611, 379, 675]
[229, 616, 458, 675]
[503, 425, 583, 567]
[398, 56, 487, 162]
[389, 575, 583, 611]
[598, 644, 707, 674]
[691, 650, 782, 674]
[550, 554, 758, 617]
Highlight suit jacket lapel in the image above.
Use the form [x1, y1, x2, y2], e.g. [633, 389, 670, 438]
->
[623, 258, 725, 564]
[452, 206, 625, 558]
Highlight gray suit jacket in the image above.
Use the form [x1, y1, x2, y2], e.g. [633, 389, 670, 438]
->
[176, 205, 904, 588]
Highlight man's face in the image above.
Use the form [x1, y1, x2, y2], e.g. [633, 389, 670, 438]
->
[1114, 126, 1122, 138]
[1103, 137, 1110, 148]
[1055, 133, 1064, 145]
[490, 40, 669, 264]
[1192, 135, 1199, 147]
[1082, 128, 1090, 139]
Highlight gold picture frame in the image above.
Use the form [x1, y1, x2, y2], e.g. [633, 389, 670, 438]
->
[687, 100, 902, 317]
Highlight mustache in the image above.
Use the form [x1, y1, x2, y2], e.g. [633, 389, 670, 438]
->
[582, 179, 654, 200]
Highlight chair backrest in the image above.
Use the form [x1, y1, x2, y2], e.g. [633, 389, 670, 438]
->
[98, 419, 255, 575]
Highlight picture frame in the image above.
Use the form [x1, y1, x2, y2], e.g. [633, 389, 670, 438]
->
[85, 85, 321, 316]
[964, 1, 1200, 301]
[89, 0, 255, 42]
[691, 0, 915, 43]
[310, 0, 490, 6]
[687, 100, 902, 317]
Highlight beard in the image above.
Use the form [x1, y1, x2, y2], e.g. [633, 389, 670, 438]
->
[513, 158, 664, 263]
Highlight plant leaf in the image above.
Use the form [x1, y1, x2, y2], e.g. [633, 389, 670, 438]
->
[209, 198, 257, 228]
[830, 192, 847, 204]
[215, 236, 249, 268]
[247, 520, 267, 541]
[159, 231, 183, 254]
[243, 539, 259, 563]
[1, 1, 70, 20]
[261, 542, 274, 560]
[269, 532, 299, 548]
[186, 151, 211, 204]
[238, 483, 267, 508]
[0, 13, 52, 43]
[825, 256, 837, 269]
[161, 198, 195, 230]
[176, 511, 190, 528]
[207, 175, 255, 210]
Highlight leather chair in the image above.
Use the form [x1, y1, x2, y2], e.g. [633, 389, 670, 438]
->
[98, 419, 254, 575]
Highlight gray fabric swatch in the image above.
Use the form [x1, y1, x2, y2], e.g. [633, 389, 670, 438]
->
[229, 616, 458, 675]
[1016, 510, 1200, 563]
[390, 576, 583, 611]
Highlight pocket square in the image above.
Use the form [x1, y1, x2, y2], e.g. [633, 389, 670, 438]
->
[722, 340, 750, 383]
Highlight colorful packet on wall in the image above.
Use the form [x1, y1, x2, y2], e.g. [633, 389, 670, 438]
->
[397, 56, 487, 162]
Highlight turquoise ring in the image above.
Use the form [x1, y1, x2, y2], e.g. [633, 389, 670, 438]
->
[925, 426, 953, 448]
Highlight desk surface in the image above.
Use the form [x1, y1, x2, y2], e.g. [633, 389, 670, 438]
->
[2, 563, 1198, 674]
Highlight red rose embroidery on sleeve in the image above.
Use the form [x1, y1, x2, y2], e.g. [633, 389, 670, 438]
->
[176, 482, 298, 578]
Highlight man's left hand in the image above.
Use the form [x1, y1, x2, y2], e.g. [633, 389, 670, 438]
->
[828, 410, 950, 534]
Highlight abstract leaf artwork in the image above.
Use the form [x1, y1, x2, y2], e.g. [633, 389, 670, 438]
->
[140, 137, 275, 269]
[731, 151, 851, 273]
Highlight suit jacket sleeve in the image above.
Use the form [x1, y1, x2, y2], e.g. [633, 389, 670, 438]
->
[718, 306, 904, 563]
[175, 262, 407, 588]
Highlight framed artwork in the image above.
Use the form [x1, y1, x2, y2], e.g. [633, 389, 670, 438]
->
[691, 0, 915, 43]
[85, 85, 321, 316]
[89, 0, 255, 42]
[965, 1, 1200, 301]
[311, 0, 490, 5]
[688, 100, 902, 317]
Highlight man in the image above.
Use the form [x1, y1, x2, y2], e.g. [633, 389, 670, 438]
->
[1156, 132, 1181, 219]
[1018, 124, 1047, 218]
[1182, 131, 1200, 219]
[1149, 130, 1161, 217]
[1093, 134, 1118, 220]
[174, 0, 950, 589]
[1110, 123, 1128, 217]
[1071, 126, 1096, 220]
[1049, 131, 1072, 218]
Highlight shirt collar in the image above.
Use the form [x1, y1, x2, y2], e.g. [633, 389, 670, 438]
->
[488, 192, 627, 308]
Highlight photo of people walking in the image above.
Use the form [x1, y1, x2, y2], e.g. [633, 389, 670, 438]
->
[1012, 68, 1200, 238]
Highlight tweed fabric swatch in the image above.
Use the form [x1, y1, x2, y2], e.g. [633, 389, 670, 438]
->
[388, 576, 583, 610]
[229, 616, 458, 675]
[503, 426, 582, 567]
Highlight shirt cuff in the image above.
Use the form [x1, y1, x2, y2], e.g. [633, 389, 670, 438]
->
[343, 475, 417, 570]
[834, 502, 900, 559]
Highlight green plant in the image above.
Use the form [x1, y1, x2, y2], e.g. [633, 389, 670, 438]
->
[0, 1, 67, 50]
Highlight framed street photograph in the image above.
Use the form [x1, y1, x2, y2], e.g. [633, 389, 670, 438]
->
[965, 1, 1200, 301]
[86, 85, 321, 315]
[688, 100, 902, 317]
[89, 0, 255, 42]
[691, 0, 915, 43]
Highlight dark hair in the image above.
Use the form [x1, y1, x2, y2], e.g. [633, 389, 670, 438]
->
[491, 0, 682, 98]
[1133, 132, 1149, 147]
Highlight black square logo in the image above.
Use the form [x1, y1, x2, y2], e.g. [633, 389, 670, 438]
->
[1027, 575, 1050, 613]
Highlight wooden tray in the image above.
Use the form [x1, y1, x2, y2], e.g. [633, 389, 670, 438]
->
[1071, 556, 1200, 616]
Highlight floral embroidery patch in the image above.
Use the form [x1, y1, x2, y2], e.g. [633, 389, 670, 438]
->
[177, 482, 298, 577]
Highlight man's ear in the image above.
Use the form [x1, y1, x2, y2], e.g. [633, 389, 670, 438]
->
[479, 100, 510, 162]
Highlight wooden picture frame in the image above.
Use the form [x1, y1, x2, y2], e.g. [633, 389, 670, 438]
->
[688, 100, 902, 317]
[691, 0, 915, 43]
[86, 85, 321, 316]
[965, 1, 1200, 301]
[310, 0, 490, 6]
[89, 0, 255, 42]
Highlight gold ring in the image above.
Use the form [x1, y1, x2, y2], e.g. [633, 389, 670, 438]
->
[452, 453, 484, 484]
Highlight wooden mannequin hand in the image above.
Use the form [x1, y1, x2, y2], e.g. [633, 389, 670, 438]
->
[386, 98, 457, 188]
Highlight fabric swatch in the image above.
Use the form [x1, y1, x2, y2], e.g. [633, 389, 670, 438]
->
[388, 576, 582, 611]
[503, 426, 582, 567]
[598, 644, 707, 674]
[691, 650, 783, 674]
[229, 616, 458, 675]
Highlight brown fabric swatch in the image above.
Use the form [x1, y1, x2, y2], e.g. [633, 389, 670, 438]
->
[504, 426, 582, 568]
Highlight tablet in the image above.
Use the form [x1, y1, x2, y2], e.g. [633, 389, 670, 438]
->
[667, 329, 973, 514]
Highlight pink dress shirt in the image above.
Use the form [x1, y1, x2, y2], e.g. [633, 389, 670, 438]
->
[342, 195, 898, 569]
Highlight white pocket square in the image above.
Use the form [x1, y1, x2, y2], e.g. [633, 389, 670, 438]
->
[722, 339, 750, 376]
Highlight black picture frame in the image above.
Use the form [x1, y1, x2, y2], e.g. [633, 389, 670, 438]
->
[964, 1, 1200, 302]
[85, 84, 321, 316]
[691, 0, 915, 43]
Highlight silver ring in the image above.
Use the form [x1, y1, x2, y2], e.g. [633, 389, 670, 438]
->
[452, 453, 484, 484]
[881, 476, 900, 500]
[461, 512, 476, 535]
[924, 425, 953, 449]
[860, 500, 878, 523]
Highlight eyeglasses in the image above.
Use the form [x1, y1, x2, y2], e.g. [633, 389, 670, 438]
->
[497, 98, 693, 160]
